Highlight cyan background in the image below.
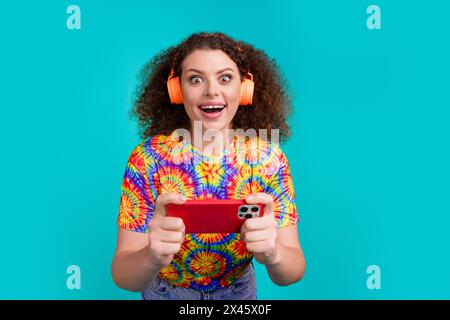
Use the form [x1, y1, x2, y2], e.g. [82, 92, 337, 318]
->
[1, 0, 449, 299]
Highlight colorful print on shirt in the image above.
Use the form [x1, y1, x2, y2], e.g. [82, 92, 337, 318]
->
[118, 133, 300, 291]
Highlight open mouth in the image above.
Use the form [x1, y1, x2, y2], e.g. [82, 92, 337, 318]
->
[199, 105, 226, 113]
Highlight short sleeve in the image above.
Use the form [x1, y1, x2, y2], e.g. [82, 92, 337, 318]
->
[264, 147, 300, 228]
[117, 142, 157, 233]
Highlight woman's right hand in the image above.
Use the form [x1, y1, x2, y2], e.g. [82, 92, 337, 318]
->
[147, 192, 186, 268]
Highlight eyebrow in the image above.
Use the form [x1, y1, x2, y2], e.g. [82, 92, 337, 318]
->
[185, 68, 235, 75]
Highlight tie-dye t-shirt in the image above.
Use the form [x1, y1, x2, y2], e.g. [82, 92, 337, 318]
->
[117, 133, 300, 292]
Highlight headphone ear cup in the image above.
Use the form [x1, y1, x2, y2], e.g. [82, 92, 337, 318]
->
[239, 77, 254, 106]
[167, 76, 183, 104]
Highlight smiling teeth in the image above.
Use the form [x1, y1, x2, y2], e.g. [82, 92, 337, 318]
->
[200, 105, 225, 110]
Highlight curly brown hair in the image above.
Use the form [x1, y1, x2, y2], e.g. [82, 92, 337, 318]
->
[131, 32, 294, 144]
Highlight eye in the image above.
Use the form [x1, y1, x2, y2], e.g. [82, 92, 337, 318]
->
[188, 76, 203, 84]
[220, 74, 233, 83]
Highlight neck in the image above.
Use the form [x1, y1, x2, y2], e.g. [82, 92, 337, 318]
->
[190, 123, 234, 156]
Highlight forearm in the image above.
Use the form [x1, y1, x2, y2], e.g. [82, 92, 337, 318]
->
[265, 242, 306, 286]
[111, 246, 162, 292]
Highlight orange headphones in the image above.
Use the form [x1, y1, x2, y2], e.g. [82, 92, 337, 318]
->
[166, 50, 254, 106]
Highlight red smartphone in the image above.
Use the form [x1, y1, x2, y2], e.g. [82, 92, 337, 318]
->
[166, 199, 264, 234]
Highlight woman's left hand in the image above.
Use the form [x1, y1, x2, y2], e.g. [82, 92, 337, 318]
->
[240, 193, 281, 266]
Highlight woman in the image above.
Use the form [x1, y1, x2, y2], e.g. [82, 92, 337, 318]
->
[111, 32, 306, 300]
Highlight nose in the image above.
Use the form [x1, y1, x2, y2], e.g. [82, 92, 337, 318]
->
[204, 79, 220, 97]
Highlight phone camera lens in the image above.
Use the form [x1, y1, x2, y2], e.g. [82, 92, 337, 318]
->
[245, 213, 253, 219]
[251, 206, 259, 212]
[240, 207, 248, 212]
